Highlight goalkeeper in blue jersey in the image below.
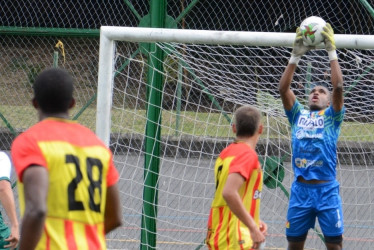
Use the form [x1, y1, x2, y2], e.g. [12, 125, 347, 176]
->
[279, 23, 344, 250]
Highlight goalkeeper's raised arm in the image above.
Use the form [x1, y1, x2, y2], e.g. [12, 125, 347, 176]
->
[278, 27, 310, 111]
[322, 23, 344, 112]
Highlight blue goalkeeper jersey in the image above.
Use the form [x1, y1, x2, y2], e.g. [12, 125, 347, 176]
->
[285, 100, 345, 181]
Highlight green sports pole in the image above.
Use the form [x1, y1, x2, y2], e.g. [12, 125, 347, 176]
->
[359, 0, 374, 19]
[140, 0, 166, 249]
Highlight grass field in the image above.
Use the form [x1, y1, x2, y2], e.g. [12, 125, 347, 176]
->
[1, 105, 374, 143]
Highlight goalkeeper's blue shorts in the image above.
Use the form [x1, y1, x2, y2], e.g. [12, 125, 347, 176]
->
[286, 179, 344, 237]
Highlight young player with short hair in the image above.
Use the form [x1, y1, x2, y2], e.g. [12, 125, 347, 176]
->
[206, 105, 267, 250]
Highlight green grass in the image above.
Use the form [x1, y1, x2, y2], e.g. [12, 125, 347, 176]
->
[1, 105, 374, 142]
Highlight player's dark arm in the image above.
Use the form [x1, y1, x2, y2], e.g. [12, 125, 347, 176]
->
[104, 184, 122, 234]
[279, 64, 297, 111]
[18, 166, 48, 250]
[0, 180, 19, 249]
[330, 60, 344, 112]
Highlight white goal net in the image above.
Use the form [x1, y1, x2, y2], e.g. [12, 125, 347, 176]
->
[98, 27, 374, 249]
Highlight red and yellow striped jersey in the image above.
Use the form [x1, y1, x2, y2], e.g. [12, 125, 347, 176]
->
[206, 142, 263, 250]
[12, 118, 119, 250]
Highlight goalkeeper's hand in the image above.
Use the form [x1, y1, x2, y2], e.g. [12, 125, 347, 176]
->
[322, 23, 338, 60]
[289, 27, 311, 65]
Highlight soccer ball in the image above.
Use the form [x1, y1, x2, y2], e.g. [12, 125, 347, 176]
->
[299, 16, 326, 46]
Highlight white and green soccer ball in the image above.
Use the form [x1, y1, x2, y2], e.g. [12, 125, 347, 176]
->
[300, 16, 326, 46]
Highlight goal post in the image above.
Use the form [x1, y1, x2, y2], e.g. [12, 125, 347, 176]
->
[97, 31, 115, 146]
[97, 26, 374, 249]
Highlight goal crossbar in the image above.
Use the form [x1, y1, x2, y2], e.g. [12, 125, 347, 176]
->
[100, 26, 374, 48]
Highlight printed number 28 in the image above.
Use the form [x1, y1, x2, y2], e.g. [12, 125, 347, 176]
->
[66, 154, 103, 212]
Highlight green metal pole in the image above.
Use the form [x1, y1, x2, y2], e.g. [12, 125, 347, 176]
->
[141, 0, 166, 249]
[175, 0, 200, 23]
[359, 0, 374, 19]
[123, 0, 142, 21]
[0, 26, 99, 37]
[0, 112, 16, 137]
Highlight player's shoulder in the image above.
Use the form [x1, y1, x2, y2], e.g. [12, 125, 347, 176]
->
[322, 105, 345, 116]
[220, 142, 256, 159]
[286, 99, 304, 114]
[76, 123, 105, 141]
[71, 123, 110, 150]
[293, 99, 305, 111]
[73, 121, 96, 134]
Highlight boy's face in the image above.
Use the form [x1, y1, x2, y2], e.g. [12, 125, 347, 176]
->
[308, 86, 330, 111]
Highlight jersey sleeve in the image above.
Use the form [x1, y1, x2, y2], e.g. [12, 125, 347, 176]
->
[228, 149, 258, 180]
[11, 133, 47, 182]
[106, 152, 119, 187]
[285, 100, 303, 126]
[329, 105, 345, 127]
[0, 152, 11, 181]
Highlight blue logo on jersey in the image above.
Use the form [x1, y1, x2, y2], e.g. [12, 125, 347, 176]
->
[297, 115, 324, 129]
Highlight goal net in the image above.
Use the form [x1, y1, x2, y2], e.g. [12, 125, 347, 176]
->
[98, 27, 374, 249]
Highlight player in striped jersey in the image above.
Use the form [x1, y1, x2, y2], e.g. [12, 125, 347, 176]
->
[11, 68, 122, 250]
[206, 105, 267, 250]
